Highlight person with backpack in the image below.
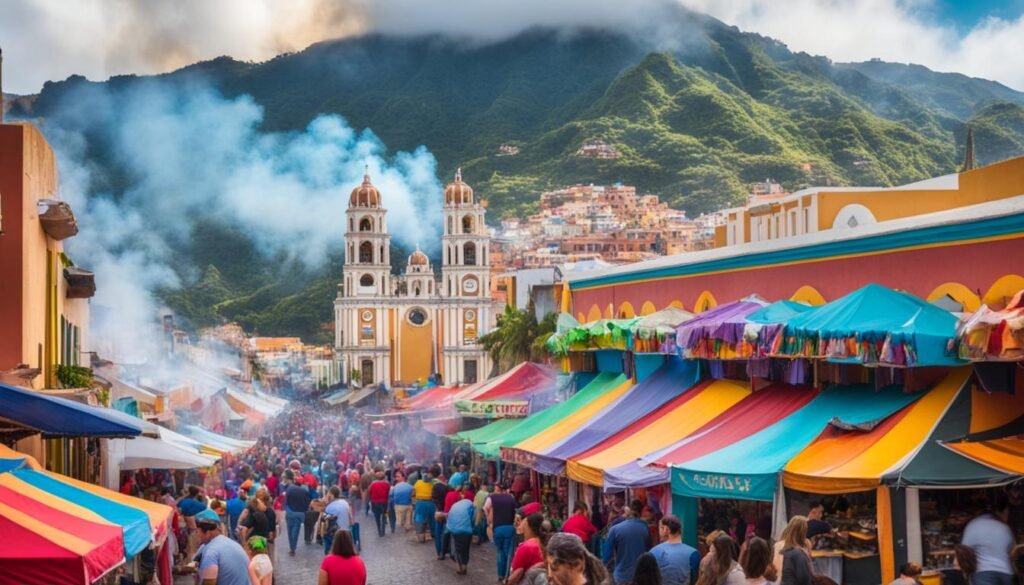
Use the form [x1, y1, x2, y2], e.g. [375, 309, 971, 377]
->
[321, 486, 353, 555]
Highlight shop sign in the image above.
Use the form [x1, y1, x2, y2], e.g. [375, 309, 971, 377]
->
[672, 469, 775, 501]
[501, 447, 537, 468]
[455, 399, 529, 419]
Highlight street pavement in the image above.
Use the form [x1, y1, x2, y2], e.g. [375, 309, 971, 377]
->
[175, 515, 500, 585]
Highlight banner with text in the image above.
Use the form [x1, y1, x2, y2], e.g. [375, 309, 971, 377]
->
[455, 399, 529, 419]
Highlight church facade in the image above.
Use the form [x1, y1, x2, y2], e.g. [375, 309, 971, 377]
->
[333, 169, 495, 387]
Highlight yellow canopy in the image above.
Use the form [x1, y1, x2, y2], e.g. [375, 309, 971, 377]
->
[566, 379, 750, 486]
[783, 368, 970, 494]
[511, 378, 633, 454]
[943, 437, 1024, 474]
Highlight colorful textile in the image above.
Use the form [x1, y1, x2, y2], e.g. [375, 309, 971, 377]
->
[671, 383, 920, 501]
[944, 436, 1024, 474]
[603, 384, 817, 490]
[770, 284, 963, 367]
[566, 379, 750, 486]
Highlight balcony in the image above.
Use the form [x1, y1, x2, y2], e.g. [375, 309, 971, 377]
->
[64, 266, 96, 299]
[37, 199, 79, 240]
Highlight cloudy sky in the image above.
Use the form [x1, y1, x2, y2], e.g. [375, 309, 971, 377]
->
[2, 0, 1023, 94]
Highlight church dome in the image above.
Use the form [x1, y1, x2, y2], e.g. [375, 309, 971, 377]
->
[408, 249, 429, 266]
[444, 168, 474, 205]
[350, 168, 381, 208]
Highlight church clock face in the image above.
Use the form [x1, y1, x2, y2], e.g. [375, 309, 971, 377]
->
[407, 307, 428, 326]
[361, 310, 373, 322]
[463, 276, 479, 294]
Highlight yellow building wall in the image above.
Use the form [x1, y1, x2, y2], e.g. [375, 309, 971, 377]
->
[399, 317, 433, 384]
[817, 156, 1024, 229]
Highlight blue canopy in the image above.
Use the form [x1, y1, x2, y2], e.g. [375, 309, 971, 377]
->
[0, 383, 143, 439]
[670, 382, 920, 501]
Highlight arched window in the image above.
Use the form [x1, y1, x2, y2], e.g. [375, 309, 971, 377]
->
[447, 245, 452, 265]
[463, 242, 476, 266]
[360, 274, 375, 287]
[349, 218, 354, 232]
[359, 217, 374, 232]
[359, 241, 373, 263]
[380, 246, 384, 263]
[414, 284, 421, 296]
[448, 216, 453, 235]
[462, 215, 474, 234]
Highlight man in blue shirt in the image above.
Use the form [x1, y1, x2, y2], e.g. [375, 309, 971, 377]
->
[283, 473, 312, 555]
[391, 472, 414, 532]
[603, 500, 652, 585]
[178, 485, 206, 517]
[195, 509, 250, 585]
[651, 515, 700, 585]
[224, 491, 247, 541]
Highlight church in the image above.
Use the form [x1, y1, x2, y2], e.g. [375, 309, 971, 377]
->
[333, 168, 496, 388]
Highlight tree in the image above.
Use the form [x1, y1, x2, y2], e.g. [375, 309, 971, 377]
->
[480, 302, 557, 374]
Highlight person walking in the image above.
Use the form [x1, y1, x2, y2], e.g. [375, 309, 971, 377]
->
[391, 472, 414, 532]
[322, 486, 353, 555]
[634, 552, 665, 585]
[473, 481, 491, 545]
[245, 535, 274, 585]
[545, 532, 612, 585]
[962, 495, 1015, 585]
[603, 500, 652, 585]
[509, 512, 551, 585]
[740, 537, 778, 585]
[650, 515, 700, 585]
[777, 520, 812, 585]
[413, 468, 436, 544]
[486, 482, 519, 582]
[447, 487, 476, 576]
[562, 502, 599, 546]
[696, 535, 745, 585]
[225, 490, 247, 542]
[284, 471, 312, 555]
[369, 470, 391, 537]
[194, 509, 251, 585]
[318, 530, 367, 585]
[432, 471, 452, 560]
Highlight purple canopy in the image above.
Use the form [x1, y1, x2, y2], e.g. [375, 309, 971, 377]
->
[676, 296, 768, 347]
[528, 358, 700, 475]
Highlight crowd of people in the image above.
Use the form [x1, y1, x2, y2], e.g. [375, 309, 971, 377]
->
[130, 402, 1024, 585]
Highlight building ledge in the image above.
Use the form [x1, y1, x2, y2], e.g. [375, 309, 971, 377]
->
[37, 199, 79, 240]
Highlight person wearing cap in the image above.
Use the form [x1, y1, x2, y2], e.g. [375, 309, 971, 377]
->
[246, 535, 273, 585]
[195, 509, 250, 585]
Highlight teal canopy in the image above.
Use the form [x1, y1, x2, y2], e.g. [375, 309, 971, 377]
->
[670, 382, 921, 501]
[772, 283, 964, 367]
[746, 300, 813, 324]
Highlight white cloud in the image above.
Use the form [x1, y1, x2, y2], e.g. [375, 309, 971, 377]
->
[1, 0, 1022, 93]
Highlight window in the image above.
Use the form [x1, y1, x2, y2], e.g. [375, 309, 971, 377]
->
[407, 308, 428, 326]
[464, 360, 478, 384]
[448, 217, 453, 234]
[359, 241, 373, 263]
[360, 274, 375, 287]
[463, 242, 476, 266]
[462, 215, 474, 234]
[359, 217, 373, 231]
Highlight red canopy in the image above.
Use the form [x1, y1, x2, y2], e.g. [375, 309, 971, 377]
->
[402, 386, 463, 411]
[461, 362, 556, 402]
[0, 484, 125, 585]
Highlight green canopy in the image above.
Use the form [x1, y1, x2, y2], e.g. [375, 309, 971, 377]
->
[771, 283, 963, 367]
[451, 418, 522, 445]
[472, 372, 629, 459]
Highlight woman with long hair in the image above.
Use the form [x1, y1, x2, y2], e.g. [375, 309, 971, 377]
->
[633, 552, 664, 585]
[697, 534, 746, 585]
[773, 516, 811, 575]
[955, 544, 977, 585]
[741, 537, 778, 585]
[318, 529, 366, 585]
[779, 517, 813, 585]
[509, 512, 551, 585]
[545, 532, 610, 585]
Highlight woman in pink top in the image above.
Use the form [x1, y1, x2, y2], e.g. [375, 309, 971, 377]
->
[319, 530, 366, 585]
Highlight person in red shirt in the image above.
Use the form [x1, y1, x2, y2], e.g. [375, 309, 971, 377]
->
[319, 529, 366, 585]
[562, 502, 598, 545]
[368, 470, 391, 538]
[509, 512, 548, 585]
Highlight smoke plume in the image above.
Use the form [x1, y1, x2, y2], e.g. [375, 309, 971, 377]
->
[44, 76, 443, 361]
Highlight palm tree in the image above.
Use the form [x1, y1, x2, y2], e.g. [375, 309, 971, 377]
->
[480, 302, 557, 374]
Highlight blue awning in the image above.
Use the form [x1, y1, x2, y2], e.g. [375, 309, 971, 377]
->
[0, 383, 143, 439]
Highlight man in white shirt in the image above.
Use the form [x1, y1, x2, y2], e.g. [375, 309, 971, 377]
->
[962, 495, 1015, 585]
[322, 486, 353, 555]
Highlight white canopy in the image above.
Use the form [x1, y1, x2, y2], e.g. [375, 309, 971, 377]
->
[119, 436, 219, 470]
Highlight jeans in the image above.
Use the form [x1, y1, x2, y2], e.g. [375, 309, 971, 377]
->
[474, 517, 488, 543]
[371, 502, 388, 537]
[304, 510, 319, 543]
[974, 572, 1014, 585]
[323, 528, 334, 555]
[492, 524, 515, 579]
[388, 501, 396, 533]
[285, 511, 305, 552]
[434, 517, 449, 558]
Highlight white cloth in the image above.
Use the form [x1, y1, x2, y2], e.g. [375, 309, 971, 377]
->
[249, 554, 273, 578]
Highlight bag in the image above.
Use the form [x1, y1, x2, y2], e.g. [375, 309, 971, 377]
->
[320, 513, 338, 535]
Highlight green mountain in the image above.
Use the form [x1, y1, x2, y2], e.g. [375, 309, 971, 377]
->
[20, 8, 1024, 341]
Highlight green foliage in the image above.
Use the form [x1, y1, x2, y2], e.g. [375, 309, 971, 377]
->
[55, 364, 93, 389]
[479, 304, 557, 374]
[28, 13, 1024, 342]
